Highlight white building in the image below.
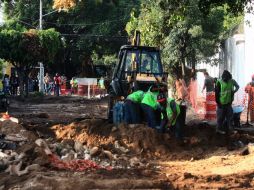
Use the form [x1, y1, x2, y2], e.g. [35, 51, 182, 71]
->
[195, 12, 254, 105]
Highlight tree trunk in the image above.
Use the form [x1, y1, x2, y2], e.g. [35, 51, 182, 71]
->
[17, 67, 25, 98]
[24, 72, 29, 97]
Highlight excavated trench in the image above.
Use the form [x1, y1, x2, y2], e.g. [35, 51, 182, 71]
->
[0, 96, 254, 189]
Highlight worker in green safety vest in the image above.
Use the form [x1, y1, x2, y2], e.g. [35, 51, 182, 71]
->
[157, 93, 183, 139]
[141, 85, 161, 128]
[215, 70, 239, 135]
[124, 90, 144, 124]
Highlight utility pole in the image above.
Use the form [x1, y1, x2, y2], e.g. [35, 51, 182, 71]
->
[39, 0, 42, 30]
[39, 0, 44, 93]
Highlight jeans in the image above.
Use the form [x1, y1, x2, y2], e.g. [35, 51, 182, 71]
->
[54, 84, 60, 96]
[45, 84, 50, 94]
[141, 103, 160, 128]
[171, 118, 183, 139]
[217, 104, 233, 132]
[124, 100, 141, 124]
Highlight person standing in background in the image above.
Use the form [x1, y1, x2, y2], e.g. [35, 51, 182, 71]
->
[54, 73, 61, 96]
[202, 71, 216, 120]
[245, 74, 254, 123]
[44, 73, 51, 95]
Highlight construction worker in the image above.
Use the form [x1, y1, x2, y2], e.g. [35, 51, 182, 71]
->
[124, 90, 144, 124]
[70, 77, 78, 95]
[98, 77, 106, 97]
[245, 74, 254, 123]
[215, 70, 239, 134]
[157, 93, 183, 139]
[141, 85, 160, 128]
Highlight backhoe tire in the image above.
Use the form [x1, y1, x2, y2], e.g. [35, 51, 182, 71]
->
[107, 95, 114, 123]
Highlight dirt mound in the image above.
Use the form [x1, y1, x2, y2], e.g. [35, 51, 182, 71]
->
[50, 120, 170, 157]
[0, 121, 36, 142]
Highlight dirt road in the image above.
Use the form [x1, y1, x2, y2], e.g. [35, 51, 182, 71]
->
[0, 96, 254, 189]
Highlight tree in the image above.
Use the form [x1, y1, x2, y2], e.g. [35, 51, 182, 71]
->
[198, 0, 254, 15]
[2, 0, 139, 78]
[0, 27, 60, 96]
[53, 0, 76, 10]
[126, 0, 243, 79]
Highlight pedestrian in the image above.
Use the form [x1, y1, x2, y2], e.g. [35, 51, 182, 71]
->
[141, 85, 161, 128]
[70, 77, 78, 95]
[201, 71, 216, 120]
[2, 74, 10, 95]
[43, 73, 51, 95]
[54, 73, 61, 96]
[245, 74, 254, 123]
[215, 70, 239, 134]
[124, 90, 144, 124]
[10, 73, 18, 96]
[157, 93, 183, 139]
[189, 68, 197, 110]
[175, 77, 188, 101]
[98, 77, 105, 97]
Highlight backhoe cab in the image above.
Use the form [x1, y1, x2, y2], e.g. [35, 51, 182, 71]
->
[108, 31, 168, 121]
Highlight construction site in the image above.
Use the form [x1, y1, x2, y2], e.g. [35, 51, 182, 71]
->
[0, 92, 252, 190]
[1, 0, 254, 189]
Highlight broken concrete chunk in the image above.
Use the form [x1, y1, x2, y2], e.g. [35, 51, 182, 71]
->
[61, 153, 75, 161]
[0, 151, 8, 158]
[114, 141, 129, 153]
[129, 157, 141, 167]
[84, 153, 91, 160]
[90, 147, 99, 156]
[74, 141, 84, 153]
[103, 150, 114, 160]
[111, 127, 118, 132]
[35, 139, 52, 155]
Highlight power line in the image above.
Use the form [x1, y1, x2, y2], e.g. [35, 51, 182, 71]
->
[16, 20, 37, 29]
[61, 33, 128, 39]
[44, 17, 129, 27]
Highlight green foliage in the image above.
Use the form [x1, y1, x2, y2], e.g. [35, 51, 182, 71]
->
[2, 0, 139, 77]
[198, 0, 253, 15]
[0, 27, 60, 96]
[38, 28, 61, 62]
[0, 28, 60, 68]
[126, 0, 243, 77]
[92, 52, 117, 65]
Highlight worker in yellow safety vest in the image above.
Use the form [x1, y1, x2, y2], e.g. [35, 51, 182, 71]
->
[215, 70, 239, 134]
[157, 93, 183, 139]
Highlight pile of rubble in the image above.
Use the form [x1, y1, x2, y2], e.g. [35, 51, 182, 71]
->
[0, 119, 156, 177]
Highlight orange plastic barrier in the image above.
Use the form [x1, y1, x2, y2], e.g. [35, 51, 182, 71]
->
[78, 85, 85, 96]
[60, 84, 66, 95]
[204, 92, 216, 120]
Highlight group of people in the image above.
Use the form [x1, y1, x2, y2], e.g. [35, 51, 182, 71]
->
[124, 85, 184, 140]
[123, 69, 254, 138]
[2, 73, 19, 95]
[43, 73, 65, 96]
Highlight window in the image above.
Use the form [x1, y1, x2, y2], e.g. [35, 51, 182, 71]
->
[140, 51, 162, 74]
[124, 50, 139, 72]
